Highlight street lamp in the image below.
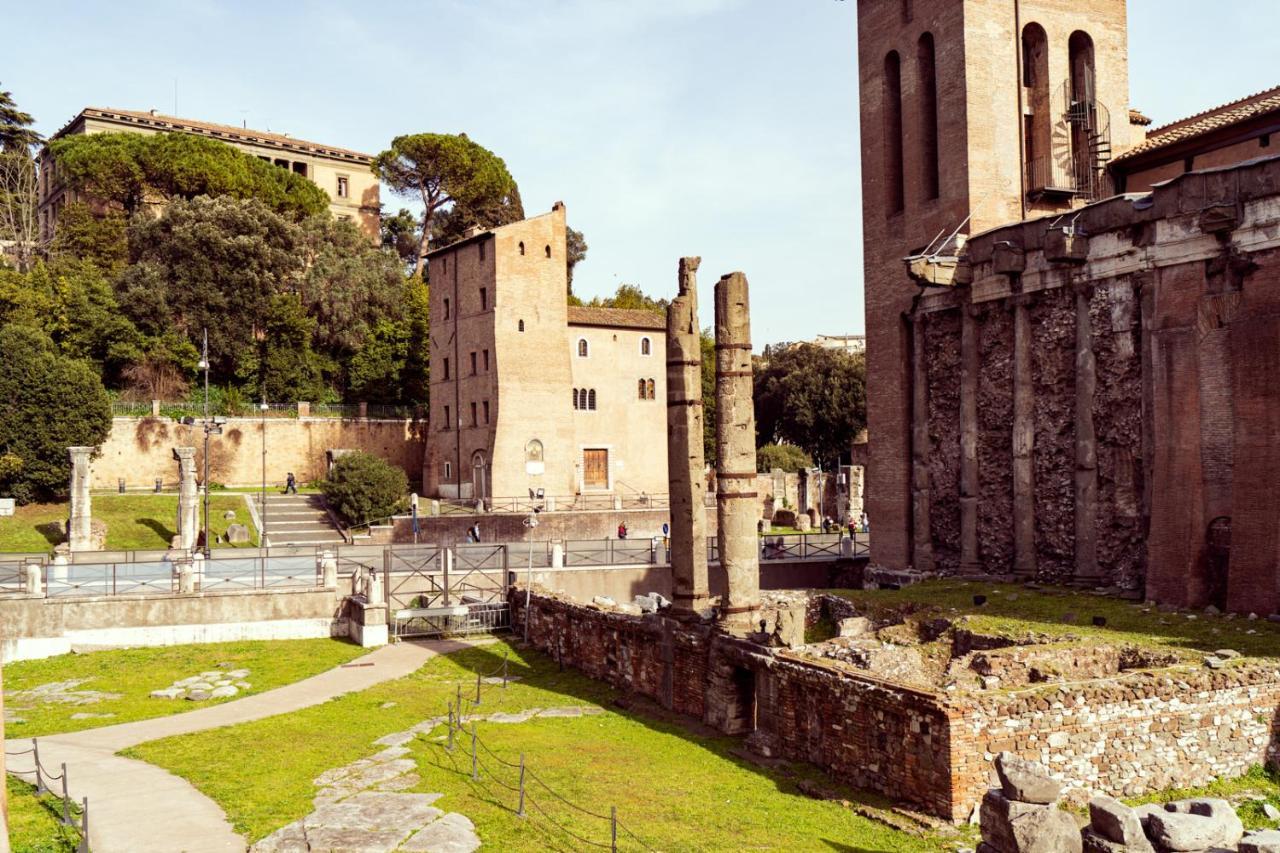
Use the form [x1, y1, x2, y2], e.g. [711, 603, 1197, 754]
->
[260, 398, 270, 548]
[197, 329, 224, 557]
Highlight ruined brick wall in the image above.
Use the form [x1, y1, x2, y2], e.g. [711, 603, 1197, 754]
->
[924, 312, 961, 573]
[950, 664, 1280, 819]
[976, 307, 1014, 572]
[1029, 287, 1076, 582]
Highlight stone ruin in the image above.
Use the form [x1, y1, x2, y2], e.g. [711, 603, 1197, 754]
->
[61, 445, 105, 553]
[173, 446, 198, 550]
[979, 750, 1280, 853]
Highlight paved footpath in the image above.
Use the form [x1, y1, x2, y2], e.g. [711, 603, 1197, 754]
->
[8, 639, 471, 853]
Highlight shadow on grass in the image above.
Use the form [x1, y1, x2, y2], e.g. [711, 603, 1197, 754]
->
[138, 517, 176, 542]
[35, 521, 65, 547]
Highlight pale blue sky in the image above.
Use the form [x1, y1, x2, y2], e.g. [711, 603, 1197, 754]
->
[5, 1, 1276, 344]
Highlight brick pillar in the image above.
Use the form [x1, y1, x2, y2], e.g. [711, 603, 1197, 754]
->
[666, 256, 711, 614]
[1012, 297, 1037, 577]
[174, 447, 198, 550]
[714, 272, 760, 629]
[959, 303, 981, 573]
[1074, 284, 1100, 584]
[910, 313, 934, 573]
[67, 446, 94, 552]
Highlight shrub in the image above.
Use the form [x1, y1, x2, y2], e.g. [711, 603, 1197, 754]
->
[756, 443, 813, 473]
[321, 452, 407, 526]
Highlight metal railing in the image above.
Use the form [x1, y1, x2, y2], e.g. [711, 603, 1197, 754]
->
[563, 539, 657, 567]
[441, 494, 671, 515]
[6, 738, 90, 852]
[109, 401, 422, 420]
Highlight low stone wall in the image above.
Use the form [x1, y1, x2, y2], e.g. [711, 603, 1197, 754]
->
[511, 588, 1280, 822]
[389, 507, 681, 547]
[92, 416, 424, 490]
[514, 560, 842, 605]
[0, 587, 347, 662]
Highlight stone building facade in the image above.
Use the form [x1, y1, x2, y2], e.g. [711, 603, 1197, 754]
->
[38, 107, 380, 240]
[423, 205, 669, 502]
[859, 1, 1280, 610]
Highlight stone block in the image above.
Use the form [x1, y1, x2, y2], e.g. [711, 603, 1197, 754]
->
[226, 523, 250, 544]
[1242, 829, 1280, 853]
[209, 685, 238, 699]
[996, 752, 1062, 804]
[1088, 796, 1154, 851]
[981, 788, 1047, 851]
[772, 509, 797, 527]
[1147, 808, 1240, 852]
[149, 687, 184, 699]
[837, 616, 872, 638]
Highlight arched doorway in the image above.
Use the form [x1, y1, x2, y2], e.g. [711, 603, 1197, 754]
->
[471, 450, 489, 503]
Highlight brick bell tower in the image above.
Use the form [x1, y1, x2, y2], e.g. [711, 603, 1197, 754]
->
[856, 0, 1132, 572]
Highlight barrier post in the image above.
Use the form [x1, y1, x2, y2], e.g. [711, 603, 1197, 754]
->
[446, 701, 455, 752]
[474, 672, 482, 705]
[470, 722, 479, 780]
[501, 651, 509, 688]
[611, 806, 618, 852]
[77, 798, 89, 853]
[61, 764, 70, 825]
[33, 738, 45, 794]
[517, 754, 526, 817]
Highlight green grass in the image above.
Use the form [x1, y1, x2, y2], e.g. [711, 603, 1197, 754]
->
[1125, 765, 1280, 830]
[832, 580, 1280, 659]
[5, 775, 80, 853]
[128, 641, 953, 851]
[4, 638, 366, 738]
[0, 494, 257, 553]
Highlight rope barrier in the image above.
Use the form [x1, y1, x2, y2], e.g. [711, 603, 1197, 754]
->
[523, 791, 614, 849]
[525, 768, 614, 822]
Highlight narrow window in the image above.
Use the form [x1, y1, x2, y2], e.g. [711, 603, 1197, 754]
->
[638, 379, 646, 399]
[901, 0, 912, 22]
[483, 349, 490, 371]
[577, 338, 589, 357]
[470, 352, 477, 374]
[640, 336, 651, 356]
[444, 461, 452, 479]
[443, 405, 451, 430]
[1262, 134, 1272, 149]
[588, 389, 596, 410]
[1022, 23, 1051, 193]
[483, 400, 490, 424]
[544, 244, 551, 258]
[1068, 30, 1098, 193]
[917, 33, 940, 200]
[647, 379, 656, 400]
[441, 257, 447, 274]
[443, 357, 450, 380]
[336, 175, 349, 197]
[480, 287, 487, 310]
[443, 297, 450, 320]
[292, 162, 307, 178]
[519, 241, 525, 255]
[573, 388, 580, 410]
[470, 402, 477, 426]
[883, 51, 905, 215]
[518, 319, 525, 332]
[479, 241, 485, 261]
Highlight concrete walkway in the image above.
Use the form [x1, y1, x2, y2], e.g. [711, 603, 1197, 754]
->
[8, 639, 470, 853]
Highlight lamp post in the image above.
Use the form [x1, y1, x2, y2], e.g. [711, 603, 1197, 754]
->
[197, 329, 224, 557]
[260, 398, 270, 549]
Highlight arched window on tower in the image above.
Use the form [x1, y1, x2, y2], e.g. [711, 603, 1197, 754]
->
[1068, 30, 1100, 196]
[646, 379, 655, 400]
[588, 389, 596, 410]
[1021, 23, 1052, 193]
[573, 388, 580, 409]
[883, 51, 905, 215]
[916, 33, 940, 201]
[638, 378, 646, 400]
[577, 338, 589, 358]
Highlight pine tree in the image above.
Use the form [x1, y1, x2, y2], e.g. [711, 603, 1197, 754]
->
[0, 85, 41, 152]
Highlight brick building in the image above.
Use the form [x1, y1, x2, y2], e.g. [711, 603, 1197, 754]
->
[38, 107, 380, 240]
[423, 204, 669, 503]
[858, 0, 1280, 611]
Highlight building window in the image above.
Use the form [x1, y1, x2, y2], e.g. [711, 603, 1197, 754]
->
[483, 349, 490, 371]
[470, 402, 477, 426]
[470, 352, 477, 374]
[647, 379, 656, 400]
[577, 338, 589, 358]
[444, 461, 452, 480]
[917, 33, 940, 201]
[479, 241, 485, 261]
[519, 241, 525, 255]
[443, 297, 450, 320]
[573, 388, 580, 409]
[336, 175, 348, 197]
[526, 439, 543, 463]
[440, 257, 447, 274]
[588, 389, 596, 410]
[544, 244, 551, 258]
[1022, 23, 1051, 192]
[640, 336, 651, 356]
[883, 50, 905, 215]
[638, 379, 646, 399]
[518, 319, 525, 332]
[480, 287, 487, 310]
[292, 162, 307, 178]
[443, 405, 451, 430]
[443, 357, 450, 380]
[483, 400, 490, 424]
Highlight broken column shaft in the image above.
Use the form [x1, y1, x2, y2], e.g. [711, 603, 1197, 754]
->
[67, 446, 94, 553]
[714, 272, 760, 629]
[174, 447, 198, 551]
[666, 257, 711, 613]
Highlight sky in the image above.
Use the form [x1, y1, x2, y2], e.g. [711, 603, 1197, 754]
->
[4, 0, 1278, 346]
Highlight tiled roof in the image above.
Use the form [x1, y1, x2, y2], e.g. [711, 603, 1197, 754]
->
[567, 306, 666, 331]
[1128, 108, 1153, 126]
[57, 108, 374, 162]
[1114, 85, 1280, 163]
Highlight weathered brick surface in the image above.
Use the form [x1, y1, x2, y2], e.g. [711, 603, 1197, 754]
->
[925, 312, 962, 573]
[977, 307, 1015, 572]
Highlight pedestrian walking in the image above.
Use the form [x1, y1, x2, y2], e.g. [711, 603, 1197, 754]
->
[285, 472, 297, 494]
[617, 521, 628, 539]
[470, 522, 481, 543]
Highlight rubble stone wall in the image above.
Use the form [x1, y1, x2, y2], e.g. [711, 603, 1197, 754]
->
[925, 312, 962, 574]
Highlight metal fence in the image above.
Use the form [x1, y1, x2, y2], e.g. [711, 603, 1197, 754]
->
[563, 539, 657, 567]
[6, 739, 90, 853]
[0, 557, 32, 594]
[199, 554, 321, 591]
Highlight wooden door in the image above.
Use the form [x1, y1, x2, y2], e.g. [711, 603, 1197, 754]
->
[583, 449, 609, 490]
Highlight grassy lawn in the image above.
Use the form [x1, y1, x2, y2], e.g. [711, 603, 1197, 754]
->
[832, 580, 1280, 659]
[5, 775, 80, 853]
[0, 494, 257, 553]
[127, 641, 955, 852]
[5, 638, 366, 738]
[1124, 765, 1280, 831]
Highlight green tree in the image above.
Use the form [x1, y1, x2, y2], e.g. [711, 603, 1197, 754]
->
[322, 451, 408, 526]
[49, 132, 330, 218]
[49, 202, 128, 271]
[0, 85, 40, 151]
[380, 207, 421, 266]
[242, 293, 327, 403]
[701, 329, 716, 464]
[566, 226, 588, 293]
[347, 319, 408, 404]
[0, 324, 112, 504]
[753, 343, 867, 467]
[400, 276, 430, 405]
[432, 182, 525, 248]
[373, 132, 517, 277]
[756, 443, 813, 473]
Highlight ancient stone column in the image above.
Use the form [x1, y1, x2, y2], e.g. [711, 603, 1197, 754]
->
[173, 447, 199, 551]
[714, 272, 760, 629]
[666, 257, 711, 614]
[1012, 298, 1037, 577]
[910, 314, 934, 573]
[67, 446, 94, 552]
[1074, 284, 1099, 584]
[959, 305, 981, 573]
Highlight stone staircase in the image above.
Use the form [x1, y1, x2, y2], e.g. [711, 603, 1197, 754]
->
[254, 494, 346, 546]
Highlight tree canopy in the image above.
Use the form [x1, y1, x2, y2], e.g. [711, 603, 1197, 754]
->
[373, 132, 517, 277]
[753, 343, 867, 467]
[48, 132, 330, 219]
[0, 84, 40, 152]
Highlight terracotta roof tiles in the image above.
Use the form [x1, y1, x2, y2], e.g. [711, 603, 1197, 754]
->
[567, 306, 666, 331]
[1114, 84, 1280, 163]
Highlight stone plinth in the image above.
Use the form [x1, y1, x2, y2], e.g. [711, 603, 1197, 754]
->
[713, 272, 760, 629]
[666, 256, 712, 614]
[173, 447, 198, 550]
[67, 446, 95, 552]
